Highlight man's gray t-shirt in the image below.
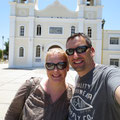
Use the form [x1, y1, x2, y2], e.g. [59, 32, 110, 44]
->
[68, 64, 120, 120]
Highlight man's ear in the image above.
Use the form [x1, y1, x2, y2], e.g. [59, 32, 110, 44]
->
[91, 47, 95, 57]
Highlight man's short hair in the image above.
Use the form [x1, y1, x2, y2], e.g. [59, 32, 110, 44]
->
[66, 33, 92, 47]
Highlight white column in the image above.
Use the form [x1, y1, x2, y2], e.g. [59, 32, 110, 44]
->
[78, 19, 84, 32]
[95, 40, 102, 64]
[78, 5, 84, 17]
[27, 17, 34, 67]
[97, 21, 102, 40]
[9, 17, 16, 68]
[10, 2, 16, 16]
[97, 7, 103, 19]
[29, 7, 34, 16]
[95, 21, 102, 64]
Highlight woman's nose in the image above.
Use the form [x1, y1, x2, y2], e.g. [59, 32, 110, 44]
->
[53, 66, 59, 71]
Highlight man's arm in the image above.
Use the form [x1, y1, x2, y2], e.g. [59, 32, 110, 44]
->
[115, 86, 120, 105]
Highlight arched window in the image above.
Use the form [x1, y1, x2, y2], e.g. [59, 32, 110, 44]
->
[86, 0, 94, 6]
[37, 25, 41, 36]
[88, 27, 92, 38]
[20, 26, 24, 36]
[19, 47, 24, 57]
[36, 45, 41, 57]
[71, 26, 75, 35]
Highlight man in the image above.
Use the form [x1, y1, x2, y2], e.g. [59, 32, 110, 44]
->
[66, 33, 120, 120]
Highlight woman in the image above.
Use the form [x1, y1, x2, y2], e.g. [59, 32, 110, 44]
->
[5, 48, 74, 120]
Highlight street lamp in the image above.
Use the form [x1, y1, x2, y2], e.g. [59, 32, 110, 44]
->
[102, 19, 105, 29]
[2, 36, 4, 61]
[101, 19, 105, 64]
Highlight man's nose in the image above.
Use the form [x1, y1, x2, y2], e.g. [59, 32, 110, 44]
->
[73, 51, 79, 59]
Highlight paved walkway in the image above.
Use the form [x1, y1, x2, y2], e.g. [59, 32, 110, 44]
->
[0, 63, 77, 120]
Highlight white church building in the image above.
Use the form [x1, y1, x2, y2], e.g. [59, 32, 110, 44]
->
[9, 0, 120, 68]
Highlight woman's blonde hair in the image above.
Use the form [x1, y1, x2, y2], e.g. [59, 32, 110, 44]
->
[46, 48, 69, 66]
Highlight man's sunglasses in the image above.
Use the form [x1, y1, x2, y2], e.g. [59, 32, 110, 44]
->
[66, 45, 91, 56]
[45, 62, 67, 70]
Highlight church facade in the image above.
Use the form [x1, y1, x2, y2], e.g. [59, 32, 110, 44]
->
[9, 0, 120, 68]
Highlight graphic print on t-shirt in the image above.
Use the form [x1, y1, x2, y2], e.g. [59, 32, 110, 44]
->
[71, 95, 93, 111]
[68, 82, 94, 120]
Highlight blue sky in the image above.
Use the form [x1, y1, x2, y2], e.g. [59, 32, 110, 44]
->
[0, 0, 120, 49]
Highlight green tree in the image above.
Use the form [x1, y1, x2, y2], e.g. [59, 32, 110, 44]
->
[0, 49, 2, 59]
[4, 41, 9, 56]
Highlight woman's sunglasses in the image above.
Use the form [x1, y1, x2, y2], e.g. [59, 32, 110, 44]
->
[66, 45, 91, 56]
[45, 62, 67, 70]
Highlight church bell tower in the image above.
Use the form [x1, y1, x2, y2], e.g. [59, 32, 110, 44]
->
[9, 0, 39, 68]
[77, 0, 103, 64]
